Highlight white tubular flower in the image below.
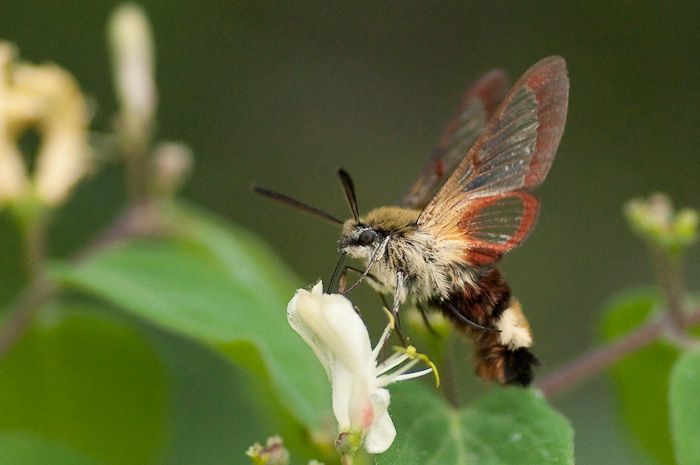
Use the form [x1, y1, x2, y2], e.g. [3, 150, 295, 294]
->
[11, 63, 92, 205]
[287, 282, 435, 456]
[109, 3, 156, 138]
[0, 41, 91, 207]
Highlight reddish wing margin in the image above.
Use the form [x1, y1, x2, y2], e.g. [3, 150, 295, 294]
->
[456, 192, 540, 265]
[418, 56, 569, 266]
[400, 69, 510, 210]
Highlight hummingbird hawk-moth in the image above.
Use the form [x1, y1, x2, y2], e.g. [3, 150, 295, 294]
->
[255, 56, 569, 386]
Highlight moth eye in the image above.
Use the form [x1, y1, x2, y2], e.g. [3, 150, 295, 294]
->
[357, 229, 375, 246]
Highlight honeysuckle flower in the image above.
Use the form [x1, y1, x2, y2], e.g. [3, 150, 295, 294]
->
[0, 41, 91, 207]
[0, 43, 29, 203]
[287, 282, 436, 457]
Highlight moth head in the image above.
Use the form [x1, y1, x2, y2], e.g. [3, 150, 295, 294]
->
[339, 206, 419, 257]
[339, 220, 382, 258]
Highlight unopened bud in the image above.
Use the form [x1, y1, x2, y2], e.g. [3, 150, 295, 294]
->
[152, 142, 193, 197]
[245, 436, 290, 465]
[109, 3, 156, 139]
[625, 193, 698, 253]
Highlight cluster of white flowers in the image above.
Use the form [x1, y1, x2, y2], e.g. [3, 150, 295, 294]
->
[287, 282, 435, 457]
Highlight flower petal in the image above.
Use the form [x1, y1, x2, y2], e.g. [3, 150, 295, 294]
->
[287, 287, 334, 377]
[363, 388, 396, 454]
[289, 282, 373, 376]
[329, 360, 354, 429]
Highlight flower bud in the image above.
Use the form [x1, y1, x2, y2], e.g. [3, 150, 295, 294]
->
[625, 193, 698, 253]
[152, 142, 193, 198]
[108, 3, 156, 140]
[245, 436, 290, 465]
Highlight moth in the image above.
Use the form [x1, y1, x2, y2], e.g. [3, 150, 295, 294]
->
[255, 56, 569, 386]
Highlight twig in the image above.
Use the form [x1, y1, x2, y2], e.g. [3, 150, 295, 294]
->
[537, 305, 700, 397]
[0, 202, 163, 364]
[124, 136, 151, 205]
[651, 246, 687, 332]
[72, 201, 164, 260]
[0, 277, 55, 361]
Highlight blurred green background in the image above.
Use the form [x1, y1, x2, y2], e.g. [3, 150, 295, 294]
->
[2, 1, 699, 464]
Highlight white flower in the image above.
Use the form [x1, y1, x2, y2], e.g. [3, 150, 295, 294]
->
[0, 41, 91, 207]
[287, 282, 435, 455]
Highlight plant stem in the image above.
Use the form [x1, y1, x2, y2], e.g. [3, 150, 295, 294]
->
[73, 202, 163, 260]
[24, 211, 48, 281]
[537, 304, 700, 397]
[0, 203, 162, 363]
[124, 134, 151, 206]
[652, 246, 687, 332]
[0, 277, 55, 361]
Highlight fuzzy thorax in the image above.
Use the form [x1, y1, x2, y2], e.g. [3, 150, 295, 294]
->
[341, 206, 420, 238]
[339, 206, 477, 301]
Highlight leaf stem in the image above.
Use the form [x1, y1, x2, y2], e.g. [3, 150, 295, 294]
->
[0, 203, 163, 363]
[537, 304, 700, 397]
[0, 277, 55, 362]
[124, 135, 152, 206]
[651, 246, 687, 333]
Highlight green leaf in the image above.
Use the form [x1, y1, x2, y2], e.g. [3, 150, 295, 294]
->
[669, 348, 700, 465]
[0, 431, 100, 465]
[49, 205, 329, 430]
[144, 320, 320, 465]
[601, 291, 678, 464]
[377, 383, 574, 465]
[0, 301, 165, 465]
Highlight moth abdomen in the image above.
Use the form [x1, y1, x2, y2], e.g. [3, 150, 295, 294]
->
[433, 268, 538, 386]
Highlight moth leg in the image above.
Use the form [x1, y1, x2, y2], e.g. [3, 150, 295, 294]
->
[336, 265, 381, 293]
[392, 269, 405, 318]
[385, 270, 409, 346]
[336, 267, 408, 344]
[444, 301, 500, 333]
[342, 236, 390, 295]
[416, 302, 440, 337]
[336, 265, 395, 325]
[378, 292, 391, 311]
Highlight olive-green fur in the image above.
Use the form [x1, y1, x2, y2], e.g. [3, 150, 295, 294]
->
[342, 206, 420, 236]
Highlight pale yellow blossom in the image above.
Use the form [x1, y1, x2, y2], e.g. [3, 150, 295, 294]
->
[0, 41, 91, 207]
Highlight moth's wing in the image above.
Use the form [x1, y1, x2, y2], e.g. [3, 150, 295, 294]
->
[400, 69, 510, 210]
[428, 192, 541, 265]
[418, 56, 569, 265]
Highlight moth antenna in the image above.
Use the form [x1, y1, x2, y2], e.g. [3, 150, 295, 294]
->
[338, 168, 360, 223]
[251, 184, 343, 225]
